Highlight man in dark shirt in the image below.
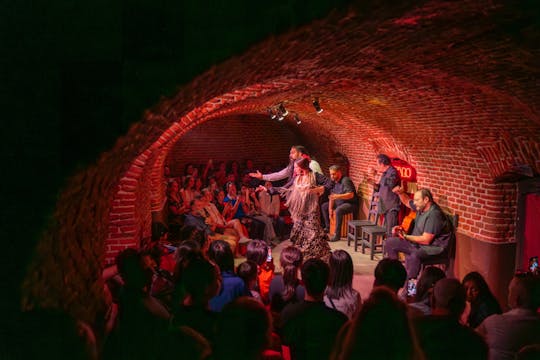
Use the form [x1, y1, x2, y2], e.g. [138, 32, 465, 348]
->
[282, 258, 348, 360]
[375, 154, 402, 236]
[414, 278, 488, 360]
[385, 187, 452, 279]
[321, 165, 358, 242]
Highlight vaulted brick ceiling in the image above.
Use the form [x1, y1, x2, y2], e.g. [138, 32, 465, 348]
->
[22, 0, 539, 321]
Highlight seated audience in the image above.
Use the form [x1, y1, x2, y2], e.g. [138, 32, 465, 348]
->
[247, 239, 275, 304]
[270, 246, 305, 326]
[408, 266, 446, 317]
[184, 197, 238, 254]
[207, 240, 249, 312]
[170, 255, 220, 346]
[167, 180, 188, 229]
[476, 274, 540, 360]
[331, 287, 422, 360]
[373, 258, 407, 294]
[201, 188, 249, 242]
[237, 261, 264, 303]
[104, 249, 170, 359]
[462, 271, 502, 329]
[181, 175, 199, 205]
[223, 181, 265, 240]
[385, 187, 453, 279]
[324, 250, 361, 319]
[214, 297, 280, 360]
[240, 184, 278, 244]
[281, 258, 348, 360]
[414, 278, 488, 360]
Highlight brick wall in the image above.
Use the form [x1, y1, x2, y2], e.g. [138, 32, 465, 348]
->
[167, 114, 298, 177]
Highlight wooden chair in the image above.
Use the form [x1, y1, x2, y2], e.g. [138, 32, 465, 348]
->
[419, 214, 459, 276]
[361, 223, 387, 260]
[347, 192, 381, 251]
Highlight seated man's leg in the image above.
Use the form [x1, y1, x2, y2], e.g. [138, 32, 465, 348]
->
[405, 247, 429, 279]
[385, 236, 417, 260]
[333, 203, 354, 238]
[321, 201, 330, 231]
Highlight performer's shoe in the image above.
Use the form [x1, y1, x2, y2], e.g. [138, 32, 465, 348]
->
[328, 236, 340, 242]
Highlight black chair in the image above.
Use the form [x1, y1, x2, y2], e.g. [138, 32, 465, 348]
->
[347, 192, 381, 251]
[419, 214, 459, 276]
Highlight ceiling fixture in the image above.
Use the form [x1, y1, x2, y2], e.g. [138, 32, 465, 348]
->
[278, 103, 288, 117]
[294, 113, 302, 125]
[267, 107, 277, 120]
[312, 97, 323, 114]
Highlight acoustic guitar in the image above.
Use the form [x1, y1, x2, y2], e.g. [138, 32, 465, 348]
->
[401, 211, 416, 234]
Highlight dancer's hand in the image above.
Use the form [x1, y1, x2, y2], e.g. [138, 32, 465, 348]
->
[249, 171, 263, 179]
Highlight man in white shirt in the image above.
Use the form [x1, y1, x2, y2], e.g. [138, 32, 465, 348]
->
[476, 274, 540, 360]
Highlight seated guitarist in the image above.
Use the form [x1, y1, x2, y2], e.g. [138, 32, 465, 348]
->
[384, 187, 452, 279]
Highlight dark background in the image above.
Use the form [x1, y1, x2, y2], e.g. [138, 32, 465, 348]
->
[1, 0, 352, 313]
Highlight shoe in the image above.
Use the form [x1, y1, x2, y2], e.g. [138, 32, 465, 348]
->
[328, 236, 339, 242]
[239, 237, 251, 244]
[323, 227, 329, 233]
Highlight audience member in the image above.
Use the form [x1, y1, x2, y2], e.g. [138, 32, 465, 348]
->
[207, 240, 249, 312]
[182, 175, 199, 206]
[270, 246, 305, 316]
[170, 255, 220, 346]
[281, 258, 348, 360]
[476, 274, 540, 360]
[167, 180, 188, 230]
[240, 184, 278, 244]
[201, 187, 248, 242]
[462, 271, 502, 328]
[332, 287, 422, 360]
[214, 297, 280, 360]
[104, 249, 170, 359]
[237, 261, 264, 303]
[373, 258, 407, 294]
[414, 278, 488, 360]
[324, 250, 361, 319]
[247, 239, 275, 304]
[184, 197, 238, 254]
[408, 266, 446, 317]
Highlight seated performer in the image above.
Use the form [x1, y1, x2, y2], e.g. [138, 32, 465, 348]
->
[385, 187, 452, 279]
[321, 165, 358, 242]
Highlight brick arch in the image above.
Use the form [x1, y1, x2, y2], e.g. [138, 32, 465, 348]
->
[22, 0, 540, 321]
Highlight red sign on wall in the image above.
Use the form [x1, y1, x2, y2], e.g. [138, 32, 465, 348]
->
[391, 158, 417, 182]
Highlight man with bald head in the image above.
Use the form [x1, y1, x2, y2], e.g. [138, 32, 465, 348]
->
[384, 187, 452, 279]
[477, 274, 540, 360]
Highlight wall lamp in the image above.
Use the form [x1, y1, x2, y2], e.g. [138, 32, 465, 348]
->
[312, 98, 323, 113]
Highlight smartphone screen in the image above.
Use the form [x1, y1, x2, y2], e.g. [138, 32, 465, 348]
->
[529, 256, 538, 273]
[407, 278, 417, 297]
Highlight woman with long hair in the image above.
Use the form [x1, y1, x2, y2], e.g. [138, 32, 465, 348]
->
[269, 246, 305, 331]
[462, 271, 502, 328]
[279, 157, 333, 262]
[324, 250, 361, 319]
